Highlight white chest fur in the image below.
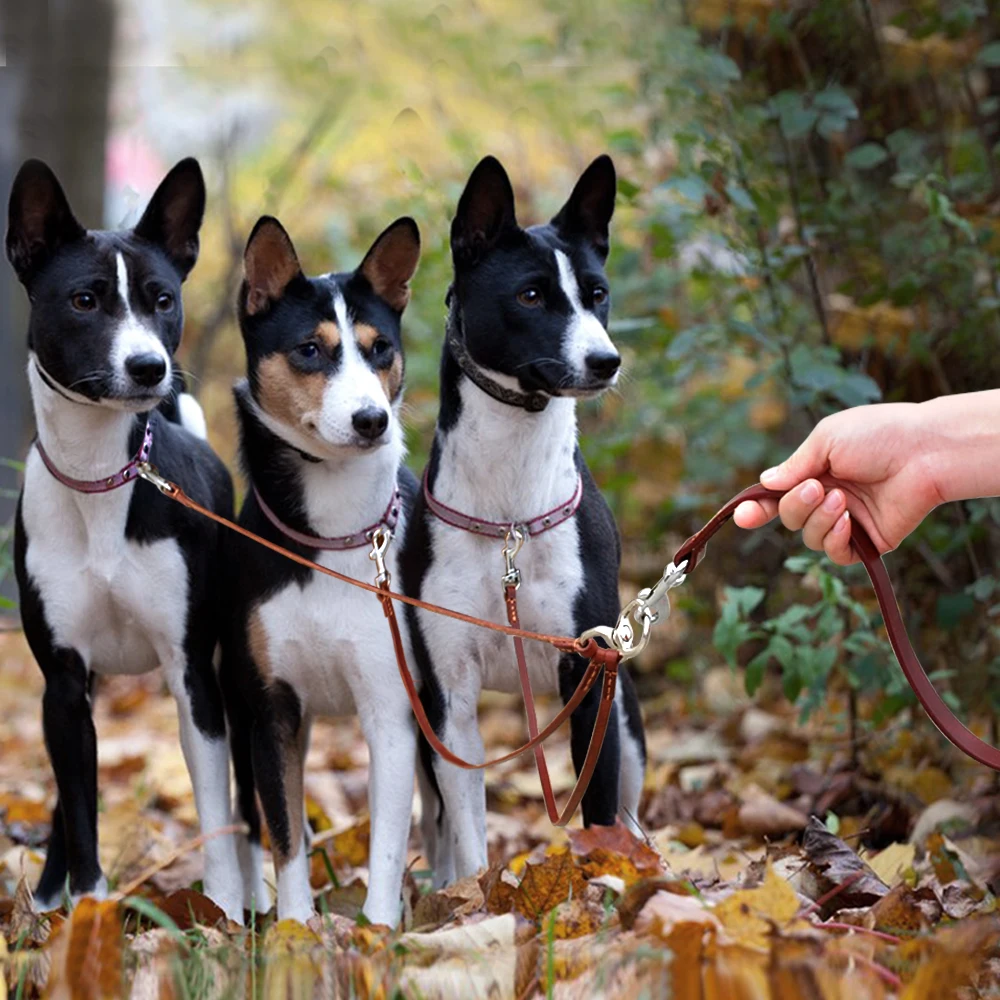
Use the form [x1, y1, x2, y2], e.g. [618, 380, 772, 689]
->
[21, 366, 190, 677]
[252, 532, 410, 718]
[249, 442, 414, 721]
[419, 387, 585, 696]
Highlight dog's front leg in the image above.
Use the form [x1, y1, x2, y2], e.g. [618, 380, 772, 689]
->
[37, 649, 103, 906]
[164, 654, 244, 922]
[358, 697, 417, 927]
[428, 683, 488, 881]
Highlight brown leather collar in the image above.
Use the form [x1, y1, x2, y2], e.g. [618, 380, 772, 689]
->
[422, 468, 584, 539]
[253, 484, 402, 551]
[35, 419, 153, 494]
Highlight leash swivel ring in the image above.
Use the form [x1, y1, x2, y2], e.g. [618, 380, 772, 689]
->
[369, 525, 393, 588]
[501, 524, 526, 590]
[136, 461, 178, 497]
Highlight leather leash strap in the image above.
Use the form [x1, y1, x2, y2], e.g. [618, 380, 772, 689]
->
[140, 475, 623, 820]
[378, 583, 619, 825]
[675, 484, 1000, 772]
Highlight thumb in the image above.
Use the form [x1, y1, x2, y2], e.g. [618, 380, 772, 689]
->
[760, 423, 832, 490]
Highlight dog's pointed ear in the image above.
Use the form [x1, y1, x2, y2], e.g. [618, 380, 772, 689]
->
[357, 217, 420, 312]
[6, 159, 86, 283]
[451, 156, 517, 263]
[242, 216, 303, 317]
[551, 155, 616, 260]
[134, 158, 206, 279]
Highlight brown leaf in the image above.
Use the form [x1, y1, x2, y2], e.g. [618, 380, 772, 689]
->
[43, 897, 122, 1000]
[802, 816, 890, 915]
[867, 883, 938, 935]
[411, 875, 485, 930]
[155, 888, 226, 931]
[513, 849, 588, 922]
[900, 916, 1000, 1000]
[617, 877, 697, 931]
[566, 820, 662, 883]
[737, 791, 809, 838]
[479, 863, 517, 916]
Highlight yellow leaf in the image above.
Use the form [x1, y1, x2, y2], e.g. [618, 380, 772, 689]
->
[261, 919, 334, 1000]
[867, 842, 916, 887]
[713, 863, 801, 952]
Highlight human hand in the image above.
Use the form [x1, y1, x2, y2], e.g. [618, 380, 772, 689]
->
[734, 402, 946, 564]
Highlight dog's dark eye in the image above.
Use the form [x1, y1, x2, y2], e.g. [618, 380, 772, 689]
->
[71, 292, 98, 312]
[592, 286, 609, 306]
[155, 292, 175, 312]
[371, 337, 392, 358]
[297, 342, 319, 360]
[517, 287, 543, 308]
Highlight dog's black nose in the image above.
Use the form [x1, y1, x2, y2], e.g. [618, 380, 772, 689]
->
[584, 351, 621, 381]
[125, 352, 167, 388]
[352, 406, 389, 440]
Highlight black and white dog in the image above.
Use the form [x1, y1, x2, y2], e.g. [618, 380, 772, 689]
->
[400, 155, 646, 885]
[220, 215, 421, 925]
[6, 158, 251, 920]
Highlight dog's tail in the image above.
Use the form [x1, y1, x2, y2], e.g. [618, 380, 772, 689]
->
[158, 370, 209, 439]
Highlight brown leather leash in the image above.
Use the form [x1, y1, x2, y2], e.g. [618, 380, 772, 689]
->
[134, 465, 621, 825]
[674, 484, 1000, 773]
[131, 464, 1000, 829]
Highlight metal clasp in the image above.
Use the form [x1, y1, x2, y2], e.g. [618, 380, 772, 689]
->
[501, 524, 526, 590]
[369, 525, 393, 587]
[136, 461, 177, 496]
[576, 559, 688, 661]
[636, 559, 688, 624]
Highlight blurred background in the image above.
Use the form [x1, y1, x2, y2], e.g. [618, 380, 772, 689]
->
[5, 0, 1000, 768]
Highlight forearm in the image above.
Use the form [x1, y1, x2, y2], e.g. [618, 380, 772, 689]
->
[918, 390, 1000, 504]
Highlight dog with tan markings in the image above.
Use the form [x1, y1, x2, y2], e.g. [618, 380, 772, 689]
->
[220, 214, 421, 925]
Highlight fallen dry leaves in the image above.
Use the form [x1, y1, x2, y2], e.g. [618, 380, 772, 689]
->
[0, 632, 997, 997]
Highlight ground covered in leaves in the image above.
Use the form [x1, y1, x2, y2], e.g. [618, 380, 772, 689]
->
[0, 629, 999, 999]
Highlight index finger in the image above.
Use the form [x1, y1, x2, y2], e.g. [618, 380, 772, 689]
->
[734, 498, 779, 529]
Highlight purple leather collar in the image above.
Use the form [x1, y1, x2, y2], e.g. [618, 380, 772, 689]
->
[253, 484, 402, 551]
[35, 419, 153, 494]
[423, 469, 584, 539]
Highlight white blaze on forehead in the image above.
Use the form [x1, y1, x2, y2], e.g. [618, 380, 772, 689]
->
[111, 252, 170, 386]
[313, 288, 392, 445]
[554, 250, 617, 381]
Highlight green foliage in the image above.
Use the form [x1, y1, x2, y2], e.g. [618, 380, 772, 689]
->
[714, 553, 905, 725]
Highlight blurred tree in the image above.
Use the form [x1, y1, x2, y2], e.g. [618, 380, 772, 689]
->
[0, 0, 115, 605]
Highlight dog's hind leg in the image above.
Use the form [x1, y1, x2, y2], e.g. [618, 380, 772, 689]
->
[165, 650, 244, 923]
[417, 750, 455, 889]
[615, 670, 646, 836]
[251, 681, 313, 923]
[560, 650, 622, 828]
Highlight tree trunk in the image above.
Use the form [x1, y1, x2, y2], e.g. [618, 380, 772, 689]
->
[0, 0, 115, 606]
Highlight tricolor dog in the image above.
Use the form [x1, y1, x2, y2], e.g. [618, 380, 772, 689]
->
[399, 155, 646, 885]
[6, 158, 250, 920]
[221, 215, 421, 925]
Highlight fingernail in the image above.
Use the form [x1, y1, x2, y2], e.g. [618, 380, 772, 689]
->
[833, 511, 850, 534]
[761, 466, 780, 484]
[822, 489, 843, 513]
[800, 481, 821, 504]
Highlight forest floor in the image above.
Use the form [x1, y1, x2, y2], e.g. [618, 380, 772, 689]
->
[0, 627, 998, 999]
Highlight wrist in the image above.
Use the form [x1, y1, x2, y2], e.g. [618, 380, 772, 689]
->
[917, 391, 1000, 505]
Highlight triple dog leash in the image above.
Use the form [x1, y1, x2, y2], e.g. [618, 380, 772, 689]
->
[124, 464, 1000, 818]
